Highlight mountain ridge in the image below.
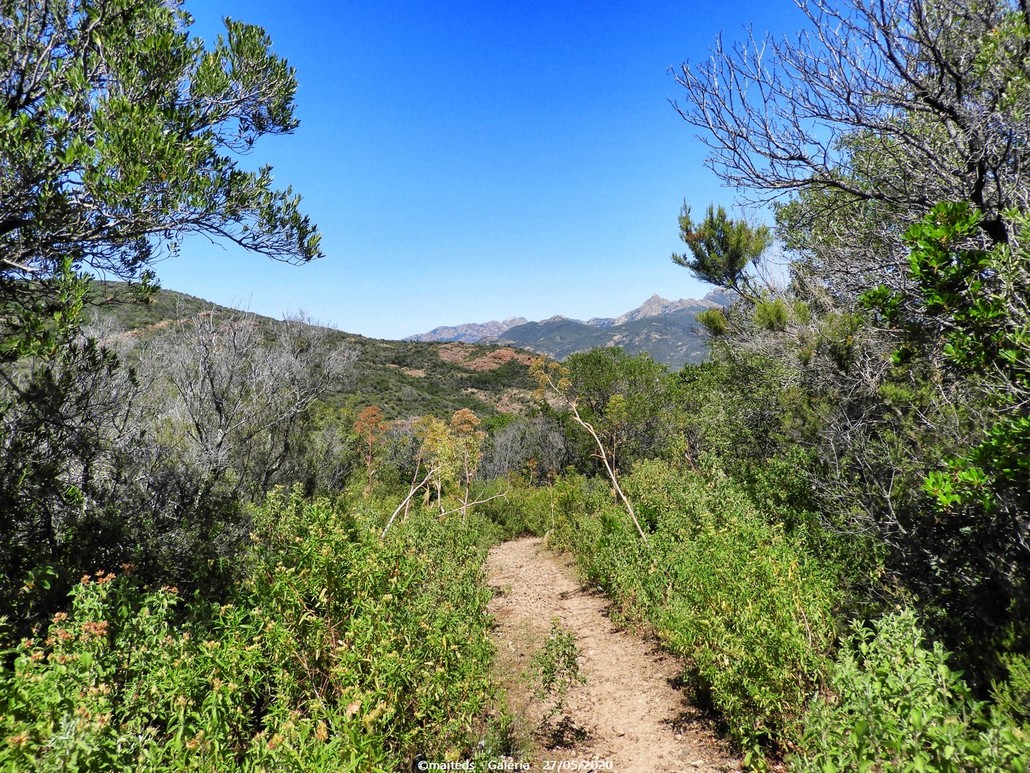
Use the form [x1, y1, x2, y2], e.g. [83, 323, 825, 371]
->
[405, 291, 728, 340]
[404, 316, 530, 344]
[405, 291, 731, 369]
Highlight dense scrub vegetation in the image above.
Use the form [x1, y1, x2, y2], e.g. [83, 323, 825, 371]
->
[88, 283, 538, 421]
[0, 491, 506, 771]
[502, 0, 1030, 763]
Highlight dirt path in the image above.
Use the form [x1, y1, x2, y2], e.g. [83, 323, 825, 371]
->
[486, 536, 740, 772]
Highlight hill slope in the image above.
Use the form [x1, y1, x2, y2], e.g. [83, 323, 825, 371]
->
[87, 284, 542, 420]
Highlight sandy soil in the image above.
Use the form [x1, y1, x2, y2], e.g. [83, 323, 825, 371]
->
[486, 536, 740, 773]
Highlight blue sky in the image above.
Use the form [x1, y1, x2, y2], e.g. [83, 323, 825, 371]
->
[161, 0, 806, 339]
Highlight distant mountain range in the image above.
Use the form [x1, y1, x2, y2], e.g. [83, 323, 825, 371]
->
[405, 291, 732, 369]
[89, 283, 730, 418]
[404, 317, 530, 344]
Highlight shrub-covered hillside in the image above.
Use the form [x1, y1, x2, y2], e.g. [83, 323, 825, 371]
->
[88, 283, 540, 421]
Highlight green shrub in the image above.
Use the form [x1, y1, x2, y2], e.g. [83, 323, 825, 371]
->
[473, 476, 556, 538]
[754, 298, 789, 332]
[528, 618, 586, 722]
[0, 572, 389, 772]
[993, 652, 1030, 730]
[634, 462, 839, 759]
[0, 489, 503, 771]
[793, 610, 1030, 772]
[697, 308, 729, 336]
[546, 474, 644, 604]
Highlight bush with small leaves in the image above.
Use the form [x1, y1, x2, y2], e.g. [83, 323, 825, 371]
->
[793, 610, 1030, 772]
[545, 461, 840, 762]
[528, 618, 586, 723]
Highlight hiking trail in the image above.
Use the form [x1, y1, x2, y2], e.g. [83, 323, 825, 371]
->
[486, 536, 741, 772]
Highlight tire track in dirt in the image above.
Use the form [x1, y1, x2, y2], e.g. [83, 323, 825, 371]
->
[486, 536, 740, 773]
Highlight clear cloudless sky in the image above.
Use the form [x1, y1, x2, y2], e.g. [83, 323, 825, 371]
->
[159, 0, 808, 339]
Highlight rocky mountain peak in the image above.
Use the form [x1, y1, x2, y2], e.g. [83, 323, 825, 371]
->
[613, 294, 688, 326]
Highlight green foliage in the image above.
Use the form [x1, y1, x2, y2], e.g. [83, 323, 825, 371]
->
[902, 203, 1030, 517]
[848, 203, 1030, 682]
[696, 307, 729, 336]
[811, 311, 863, 371]
[0, 260, 92, 363]
[993, 652, 1030, 730]
[0, 0, 320, 292]
[0, 0, 323, 638]
[676, 353, 800, 467]
[793, 610, 1030, 772]
[667, 0, 1030, 763]
[791, 301, 811, 325]
[562, 348, 678, 472]
[547, 462, 841, 762]
[1, 572, 391, 772]
[753, 298, 789, 332]
[905, 203, 1003, 365]
[245, 490, 501, 762]
[733, 450, 870, 563]
[541, 475, 622, 580]
[672, 204, 772, 300]
[473, 476, 558, 537]
[0, 489, 504, 770]
[857, 283, 903, 326]
[528, 619, 586, 722]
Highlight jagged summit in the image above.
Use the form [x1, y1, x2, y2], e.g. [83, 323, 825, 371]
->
[404, 316, 529, 344]
[403, 291, 731, 369]
[613, 294, 697, 326]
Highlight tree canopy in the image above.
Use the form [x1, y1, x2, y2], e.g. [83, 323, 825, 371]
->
[672, 203, 771, 302]
[673, 0, 1030, 246]
[0, 0, 320, 352]
[673, 0, 1030, 702]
